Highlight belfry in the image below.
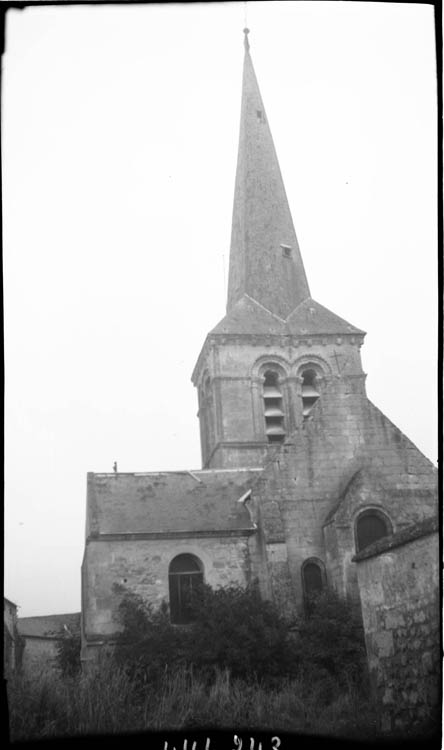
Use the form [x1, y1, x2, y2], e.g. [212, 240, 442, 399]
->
[81, 30, 437, 666]
[192, 29, 365, 470]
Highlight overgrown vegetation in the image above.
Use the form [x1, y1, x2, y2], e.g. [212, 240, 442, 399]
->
[56, 632, 82, 677]
[113, 583, 367, 690]
[7, 660, 377, 740]
[113, 582, 294, 684]
[7, 585, 376, 741]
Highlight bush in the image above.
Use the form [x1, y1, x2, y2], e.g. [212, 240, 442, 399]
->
[113, 584, 368, 693]
[294, 590, 367, 690]
[186, 583, 292, 681]
[113, 582, 293, 684]
[56, 632, 81, 677]
[113, 584, 192, 685]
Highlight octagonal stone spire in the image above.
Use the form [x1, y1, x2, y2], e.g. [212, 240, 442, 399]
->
[227, 30, 310, 320]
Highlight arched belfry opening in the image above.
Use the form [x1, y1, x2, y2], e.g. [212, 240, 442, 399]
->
[262, 369, 286, 442]
[301, 368, 320, 421]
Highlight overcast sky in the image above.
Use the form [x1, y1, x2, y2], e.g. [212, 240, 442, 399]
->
[4, 1, 437, 617]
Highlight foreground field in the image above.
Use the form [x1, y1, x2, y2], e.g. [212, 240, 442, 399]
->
[7, 660, 378, 741]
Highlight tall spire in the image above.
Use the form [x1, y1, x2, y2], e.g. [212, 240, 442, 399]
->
[227, 31, 310, 320]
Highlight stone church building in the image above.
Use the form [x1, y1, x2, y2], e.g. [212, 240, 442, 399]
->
[81, 31, 437, 665]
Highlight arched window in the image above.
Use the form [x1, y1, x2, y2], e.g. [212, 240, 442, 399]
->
[168, 554, 204, 624]
[262, 370, 286, 442]
[355, 510, 392, 553]
[301, 368, 320, 421]
[302, 558, 325, 600]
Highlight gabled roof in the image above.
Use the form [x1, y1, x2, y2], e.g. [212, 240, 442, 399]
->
[18, 612, 81, 638]
[87, 469, 262, 536]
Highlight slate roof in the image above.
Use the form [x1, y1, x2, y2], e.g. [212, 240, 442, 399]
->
[18, 612, 81, 639]
[226, 38, 310, 320]
[87, 468, 262, 536]
[210, 296, 364, 337]
[285, 298, 365, 336]
[211, 295, 285, 335]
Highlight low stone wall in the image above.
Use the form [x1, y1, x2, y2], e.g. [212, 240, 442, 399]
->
[20, 637, 61, 674]
[354, 517, 439, 735]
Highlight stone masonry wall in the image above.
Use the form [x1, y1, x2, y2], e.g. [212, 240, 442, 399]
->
[195, 336, 363, 469]
[354, 520, 439, 735]
[20, 638, 60, 674]
[82, 535, 251, 647]
[253, 384, 437, 610]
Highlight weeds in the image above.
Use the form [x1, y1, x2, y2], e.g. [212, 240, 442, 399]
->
[7, 659, 377, 741]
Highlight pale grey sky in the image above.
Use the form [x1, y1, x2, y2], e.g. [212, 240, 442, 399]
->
[4, 2, 437, 616]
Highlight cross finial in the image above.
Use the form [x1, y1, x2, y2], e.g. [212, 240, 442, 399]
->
[243, 27, 250, 52]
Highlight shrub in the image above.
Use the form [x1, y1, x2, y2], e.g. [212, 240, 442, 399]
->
[113, 584, 368, 693]
[294, 589, 367, 689]
[186, 583, 292, 681]
[56, 632, 81, 677]
[113, 584, 192, 685]
[113, 582, 293, 684]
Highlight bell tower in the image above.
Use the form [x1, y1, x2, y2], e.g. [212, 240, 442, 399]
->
[192, 30, 366, 469]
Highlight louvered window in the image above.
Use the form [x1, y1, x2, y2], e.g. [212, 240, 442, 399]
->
[301, 369, 320, 420]
[263, 370, 285, 442]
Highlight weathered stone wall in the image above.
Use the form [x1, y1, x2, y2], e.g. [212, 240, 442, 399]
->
[252, 389, 437, 611]
[193, 335, 363, 469]
[20, 638, 60, 674]
[82, 534, 252, 656]
[354, 519, 439, 735]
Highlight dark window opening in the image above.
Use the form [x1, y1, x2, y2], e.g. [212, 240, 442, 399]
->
[281, 244, 292, 258]
[302, 559, 325, 613]
[263, 369, 285, 443]
[169, 554, 204, 624]
[301, 368, 320, 421]
[303, 563, 323, 594]
[356, 512, 391, 552]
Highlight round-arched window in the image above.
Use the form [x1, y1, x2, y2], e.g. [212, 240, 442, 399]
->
[303, 562, 323, 594]
[355, 510, 392, 553]
[168, 554, 204, 624]
[301, 558, 325, 613]
[302, 558, 325, 597]
[300, 368, 320, 420]
[262, 369, 286, 442]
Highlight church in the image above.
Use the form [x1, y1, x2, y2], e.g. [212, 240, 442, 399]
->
[81, 30, 437, 664]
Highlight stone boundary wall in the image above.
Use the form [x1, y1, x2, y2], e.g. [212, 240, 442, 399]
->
[354, 517, 440, 735]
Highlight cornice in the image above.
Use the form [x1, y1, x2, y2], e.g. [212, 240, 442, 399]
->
[86, 528, 256, 543]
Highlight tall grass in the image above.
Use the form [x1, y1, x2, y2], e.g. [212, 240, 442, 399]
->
[7, 659, 378, 741]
